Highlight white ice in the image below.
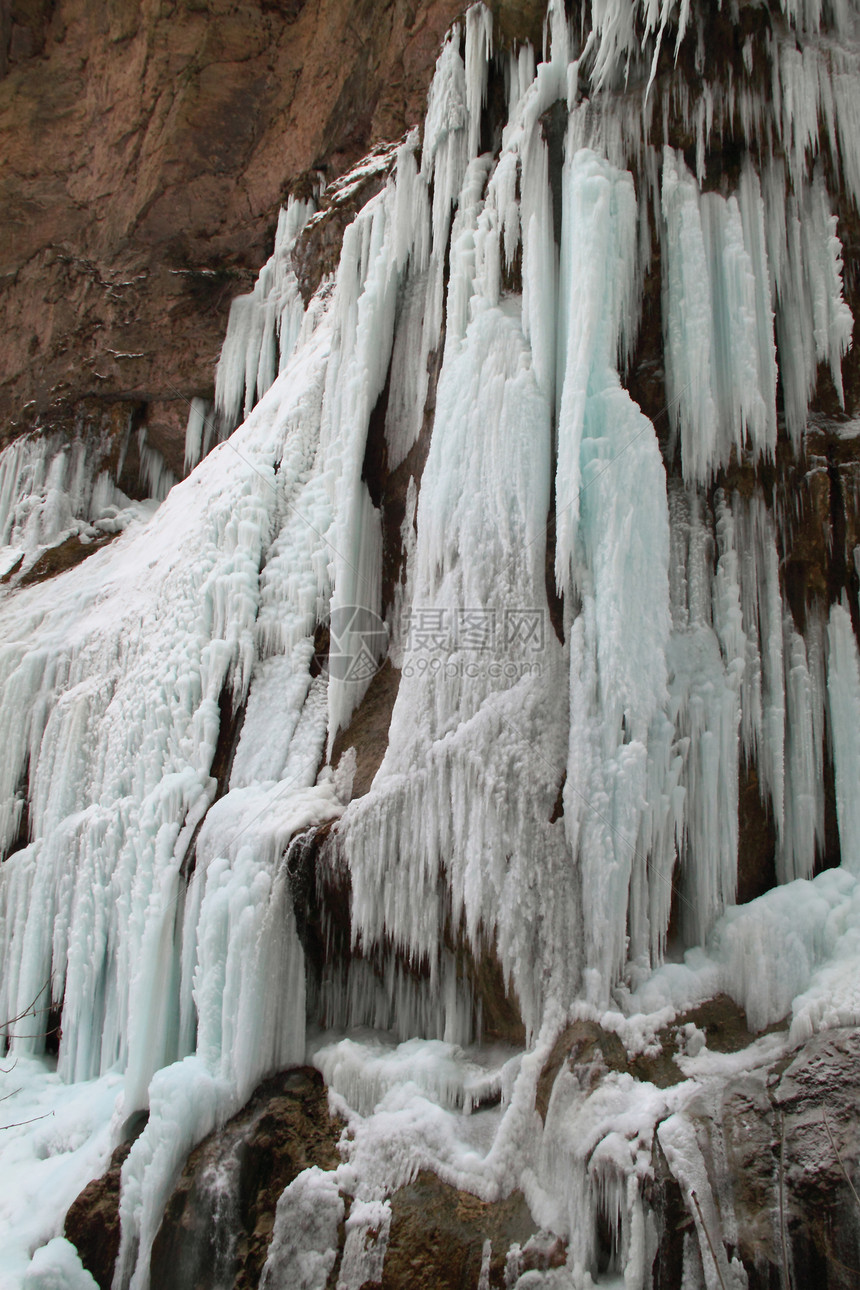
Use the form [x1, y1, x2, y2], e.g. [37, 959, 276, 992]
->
[2, 2, 860, 1287]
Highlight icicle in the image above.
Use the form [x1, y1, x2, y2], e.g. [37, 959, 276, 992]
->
[553, 148, 672, 997]
[137, 428, 176, 504]
[465, 3, 493, 160]
[214, 198, 314, 431]
[827, 600, 860, 871]
[183, 398, 209, 472]
[782, 617, 826, 882]
[767, 166, 854, 448]
[7, 7, 860, 1286]
[0, 428, 137, 572]
[661, 149, 779, 484]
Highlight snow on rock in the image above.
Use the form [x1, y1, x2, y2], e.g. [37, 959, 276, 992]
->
[21, 1239, 99, 1290]
[0, 1059, 120, 1290]
[259, 1166, 344, 1290]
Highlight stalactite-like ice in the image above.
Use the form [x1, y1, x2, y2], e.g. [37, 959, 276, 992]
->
[0, 429, 154, 578]
[3, 2, 860, 1286]
[182, 398, 210, 473]
[661, 149, 779, 484]
[0, 310, 353, 1285]
[214, 199, 315, 433]
[554, 147, 673, 1001]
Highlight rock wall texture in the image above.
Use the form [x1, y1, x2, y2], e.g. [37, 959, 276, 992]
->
[64, 1023, 860, 1289]
[0, 0, 481, 444]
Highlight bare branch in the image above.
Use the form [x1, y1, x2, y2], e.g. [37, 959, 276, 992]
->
[778, 1107, 793, 1290]
[0, 1110, 53, 1131]
[1, 980, 53, 1029]
[4, 1025, 61, 1041]
[690, 1189, 728, 1290]
[822, 1107, 860, 1215]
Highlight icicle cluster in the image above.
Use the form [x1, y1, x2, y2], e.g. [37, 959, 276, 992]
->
[0, 427, 158, 580]
[213, 199, 315, 435]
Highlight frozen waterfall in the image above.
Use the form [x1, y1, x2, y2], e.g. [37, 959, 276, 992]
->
[2, 0, 860, 1286]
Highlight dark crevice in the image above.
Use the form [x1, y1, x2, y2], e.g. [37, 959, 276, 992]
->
[736, 759, 777, 905]
[827, 445, 849, 604]
[285, 826, 325, 972]
[826, 444, 860, 644]
[783, 554, 811, 636]
[178, 819, 204, 885]
[379, 333, 444, 620]
[544, 484, 565, 644]
[549, 770, 565, 822]
[9, 760, 30, 855]
[595, 1202, 621, 1276]
[626, 235, 672, 465]
[309, 619, 330, 679]
[539, 98, 567, 248]
[817, 738, 843, 875]
[480, 50, 508, 158]
[210, 682, 246, 802]
[44, 1002, 62, 1056]
[287, 823, 525, 1046]
[361, 361, 392, 512]
[330, 659, 401, 799]
[179, 682, 246, 882]
[647, 1136, 688, 1290]
[663, 859, 686, 962]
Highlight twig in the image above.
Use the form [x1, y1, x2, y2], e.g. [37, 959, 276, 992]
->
[778, 1107, 793, 1290]
[822, 1107, 860, 1215]
[2, 984, 52, 1028]
[0, 1110, 53, 1131]
[4, 1024, 61, 1041]
[690, 1188, 727, 1290]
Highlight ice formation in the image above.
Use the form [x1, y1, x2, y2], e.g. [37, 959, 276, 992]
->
[0, 427, 161, 583]
[214, 199, 315, 436]
[1, 0, 860, 1286]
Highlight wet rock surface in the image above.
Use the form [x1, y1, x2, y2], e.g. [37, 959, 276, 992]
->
[381, 1170, 538, 1289]
[148, 1066, 341, 1290]
[63, 1140, 133, 1290]
[60, 1018, 860, 1289]
[776, 1028, 860, 1289]
[536, 1018, 860, 1289]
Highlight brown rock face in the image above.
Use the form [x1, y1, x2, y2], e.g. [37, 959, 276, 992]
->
[0, 0, 472, 439]
[148, 1066, 341, 1290]
[382, 1170, 540, 1289]
[63, 1140, 132, 1290]
[63, 1109, 149, 1290]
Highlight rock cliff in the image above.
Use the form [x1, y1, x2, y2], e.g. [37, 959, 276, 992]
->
[0, 0, 475, 451]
